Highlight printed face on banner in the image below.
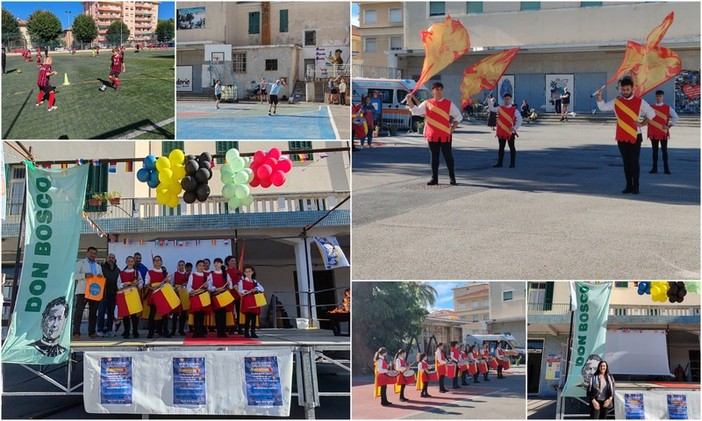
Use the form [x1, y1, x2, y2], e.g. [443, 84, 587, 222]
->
[31, 297, 69, 357]
[581, 354, 602, 387]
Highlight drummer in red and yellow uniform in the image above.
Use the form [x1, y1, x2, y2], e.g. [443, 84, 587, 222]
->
[407, 82, 463, 186]
[459, 344, 471, 386]
[646, 90, 678, 175]
[117, 256, 143, 339]
[186, 260, 210, 338]
[207, 258, 233, 338]
[495, 342, 507, 379]
[597, 76, 656, 194]
[449, 341, 462, 389]
[225, 255, 243, 334]
[481, 343, 492, 382]
[170, 260, 189, 336]
[416, 352, 432, 398]
[435, 342, 449, 393]
[468, 344, 481, 383]
[238, 264, 264, 338]
[488, 92, 523, 168]
[393, 349, 410, 402]
[373, 347, 392, 406]
[144, 255, 172, 339]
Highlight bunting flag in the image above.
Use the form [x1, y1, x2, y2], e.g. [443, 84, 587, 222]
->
[238, 240, 246, 272]
[60, 163, 68, 169]
[412, 15, 471, 94]
[297, 154, 308, 162]
[108, 162, 117, 173]
[459, 48, 520, 109]
[41, 163, 52, 169]
[125, 161, 134, 172]
[76, 159, 83, 166]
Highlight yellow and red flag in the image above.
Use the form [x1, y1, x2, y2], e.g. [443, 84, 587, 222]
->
[412, 15, 470, 94]
[646, 11, 674, 48]
[459, 48, 519, 109]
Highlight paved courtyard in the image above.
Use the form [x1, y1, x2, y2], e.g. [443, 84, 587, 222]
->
[352, 122, 700, 280]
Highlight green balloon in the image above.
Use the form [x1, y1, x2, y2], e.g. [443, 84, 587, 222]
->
[225, 148, 240, 163]
[235, 184, 250, 199]
[234, 171, 248, 185]
[241, 195, 254, 206]
[221, 164, 234, 176]
[244, 168, 254, 183]
[222, 183, 237, 199]
[228, 196, 242, 209]
[231, 157, 244, 172]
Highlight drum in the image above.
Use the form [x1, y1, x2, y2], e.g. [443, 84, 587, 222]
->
[176, 286, 190, 311]
[468, 362, 478, 376]
[437, 364, 447, 377]
[478, 361, 488, 374]
[501, 359, 511, 370]
[428, 371, 439, 381]
[446, 362, 457, 378]
[151, 283, 181, 316]
[459, 361, 468, 372]
[353, 118, 368, 139]
[189, 290, 212, 312]
[399, 369, 416, 385]
[116, 286, 143, 318]
[378, 370, 398, 386]
[488, 358, 499, 370]
[212, 289, 235, 310]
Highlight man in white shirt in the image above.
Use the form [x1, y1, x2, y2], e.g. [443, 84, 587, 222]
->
[647, 89, 679, 174]
[268, 79, 285, 116]
[597, 76, 656, 194]
[73, 247, 103, 340]
[488, 92, 523, 168]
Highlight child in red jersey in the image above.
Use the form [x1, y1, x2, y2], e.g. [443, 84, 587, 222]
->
[36, 57, 58, 111]
[108, 47, 126, 90]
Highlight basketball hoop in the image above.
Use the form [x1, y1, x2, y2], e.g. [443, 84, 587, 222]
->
[212, 57, 221, 65]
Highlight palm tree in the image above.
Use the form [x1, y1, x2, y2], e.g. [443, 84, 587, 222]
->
[407, 282, 437, 308]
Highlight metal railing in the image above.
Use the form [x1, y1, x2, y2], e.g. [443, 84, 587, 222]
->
[305, 64, 350, 81]
[527, 302, 572, 315]
[270, 287, 349, 330]
[529, 302, 701, 317]
[352, 64, 403, 79]
[2, 192, 350, 223]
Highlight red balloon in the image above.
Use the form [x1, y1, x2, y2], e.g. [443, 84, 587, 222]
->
[264, 157, 278, 168]
[271, 170, 286, 187]
[277, 158, 293, 173]
[256, 164, 273, 180]
[253, 150, 266, 164]
[268, 147, 282, 160]
[250, 178, 260, 188]
[250, 161, 260, 171]
[260, 178, 272, 188]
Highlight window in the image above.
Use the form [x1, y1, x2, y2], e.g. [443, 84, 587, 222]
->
[503, 290, 513, 301]
[482, 299, 489, 307]
[466, 2, 483, 13]
[279, 9, 288, 33]
[8, 166, 25, 215]
[472, 315, 478, 322]
[388, 8, 402, 23]
[483, 313, 489, 320]
[390, 36, 402, 50]
[233, 52, 246, 73]
[364, 37, 377, 53]
[615, 282, 629, 288]
[429, 2, 445, 16]
[364, 9, 377, 24]
[521, 2, 540, 11]
[288, 141, 313, 162]
[216, 141, 239, 164]
[265, 59, 278, 71]
[460, 302, 466, 310]
[580, 1, 602, 6]
[304, 30, 316, 46]
[248, 12, 260, 34]
[472, 300, 478, 309]
[85, 162, 109, 212]
[161, 141, 184, 158]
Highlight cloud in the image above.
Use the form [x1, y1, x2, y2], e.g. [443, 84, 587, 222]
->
[425, 281, 468, 311]
[351, 3, 360, 27]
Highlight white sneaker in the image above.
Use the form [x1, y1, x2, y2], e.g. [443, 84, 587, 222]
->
[35, 101, 44, 107]
[97, 332, 105, 337]
[48, 106, 58, 112]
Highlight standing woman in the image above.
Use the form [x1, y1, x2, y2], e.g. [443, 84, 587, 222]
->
[459, 344, 470, 386]
[485, 93, 497, 131]
[393, 349, 410, 402]
[118, 256, 143, 339]
[373, 347, 392, 406]
[144, 255, 171, 338]
[434, 342, 449, 393]
[358, 96, 375, 148]
[416, 352, 432, 398]
[481, 343, 492, 382]
[239, 264, 264, 338]
[470, 345, 481, 383]
[224, 255, 243, 334]
[587, 360, 615, 419]
[187, 260, 210, 338]
[495, 342, 507, 379]
[214, 80, 222, 109]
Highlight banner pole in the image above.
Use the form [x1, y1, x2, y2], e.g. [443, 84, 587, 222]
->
[302, 228, 312, 324]
[8, 172, 28, 320]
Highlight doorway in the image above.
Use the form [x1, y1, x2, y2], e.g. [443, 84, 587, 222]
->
[528, 338, 544, 395]
[293, 270, 337, 330]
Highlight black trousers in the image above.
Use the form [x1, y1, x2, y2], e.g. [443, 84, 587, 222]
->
[439, 374, 447, 391]
[497, 364, 503, 377]
[148, 305, 169, 336]
[72, 294, 99, 335]
[380, 385, 389, 404]
[422, 381, 429, 396]
[171, 310, 188, 334]
[590, 399, 609, 419]
[497, 135, 516, 166]
[214, 308, 227, 335]
[650, 138, 669, 170]
[122, 314, 140, 337]
[193, 311, 207, 336]
[428, 141, 455, 181]
[244, 312, 258, 334]
[452, 369, 459, 387]
[617, 136, 642, 189]
[399, 384, 406, 399]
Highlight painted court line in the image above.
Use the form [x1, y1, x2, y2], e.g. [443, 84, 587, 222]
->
[124, 117, 175, 139]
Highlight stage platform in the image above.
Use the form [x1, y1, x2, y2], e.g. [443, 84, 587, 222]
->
[70, 328, 349, 350]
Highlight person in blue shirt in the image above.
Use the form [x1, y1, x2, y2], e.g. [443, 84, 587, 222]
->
[268, 79, 286, 116]
[133, 252, 149, 280]
[214, 80, 222, 109]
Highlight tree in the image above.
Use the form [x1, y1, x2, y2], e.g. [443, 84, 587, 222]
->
[155, 19, 174, 43]
[407, 282, 438, 308]
[72, 14, 97, 48]
[352, 282, 433, 375]
[105, 20, 129, 46]
[2, 9, 21, 46]
[26, 10, 62, 48]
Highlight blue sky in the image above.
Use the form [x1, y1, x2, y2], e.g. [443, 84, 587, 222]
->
[426, 281, 469, 311]
[352, 3, 359, 26]
[3, 2, 175, 26]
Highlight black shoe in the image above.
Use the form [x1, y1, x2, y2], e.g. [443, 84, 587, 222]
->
[452, 386, 460, 389]
[440, 389, 447, 393]
[123, 334, 130, 339]
[251, 332, 259, 338]
[238, 329, 244, 335]
[244, 332, 251, 338]
[509, 163, 515, 168]
[450, 178, 457, 185]
[622, 187, 633, 194]
[425, 394, 433, 398]
[133, 332, 140, 338]
[399, 397, 408, 402]
[217, 333, 227, 338]
[493, 163, 503, 168]
[147, 333, 154, 339]
[649, 168, 657, 174]
[163, 333, 171, 338]
[664, 169, 671, 174]
[427, 179, 438, 185]
[381, 402, 392, 406]
[632, 186, 639, 194]
[484, 378, 490, 382]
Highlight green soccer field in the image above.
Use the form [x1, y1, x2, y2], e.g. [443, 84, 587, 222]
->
[2, 49, 175, 139]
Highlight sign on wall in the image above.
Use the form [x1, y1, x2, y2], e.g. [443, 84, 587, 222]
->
[545, 74, 574, 113]
[497, 75, 515, 106]
[545, 354, 561, 380]
[177, 7, 206, 30]
[313, 46, 349, 78]
[675, 70, 700, 114]
[176, 66, 193, 92]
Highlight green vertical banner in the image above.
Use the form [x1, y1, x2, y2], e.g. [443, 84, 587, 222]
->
[1, 162, 89, 365]
[561, 282, 612, 397]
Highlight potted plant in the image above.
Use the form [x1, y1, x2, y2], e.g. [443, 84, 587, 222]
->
[88, 193, 104, 206]
[388, 124, 398, 136]
[105, 191, 122, 205]
[417, 121, 425, 135]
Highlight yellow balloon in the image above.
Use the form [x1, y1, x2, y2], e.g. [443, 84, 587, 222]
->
[156, 182, 169, 195]
[156, 156, 171, 171]
[169, 181, 182, 196]
[169, 149, 185, 166]
[158, 168, 173, 183]
[172, 164, 186, 181]
[167, 194, 179, 208]
[156, 190, 168, 205]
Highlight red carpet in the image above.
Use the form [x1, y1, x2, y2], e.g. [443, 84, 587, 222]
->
[182, 333, 261, 345]
[650, 382, 700, 389]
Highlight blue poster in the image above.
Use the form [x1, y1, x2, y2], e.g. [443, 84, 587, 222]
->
[172, 357, 206, 405]
[667, 394, 688, 419]
[624, 393, 645, 419]
[244, 356, 283, 406]
[100, 357, 132, 404]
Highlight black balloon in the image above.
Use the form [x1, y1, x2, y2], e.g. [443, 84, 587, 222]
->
[185, 159, 199, 175]
[200, 152, 212, 163]
[196, 184, 210, 202]
[183, 191, 197, 204]
[199, 160, 211, 169]
[181, 175, 197, 192]
[195, 168, 211, 183]
[186, 154, 197, 162]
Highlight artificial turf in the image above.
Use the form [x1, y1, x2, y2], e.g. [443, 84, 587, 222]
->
[2, 49, 174, 139]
